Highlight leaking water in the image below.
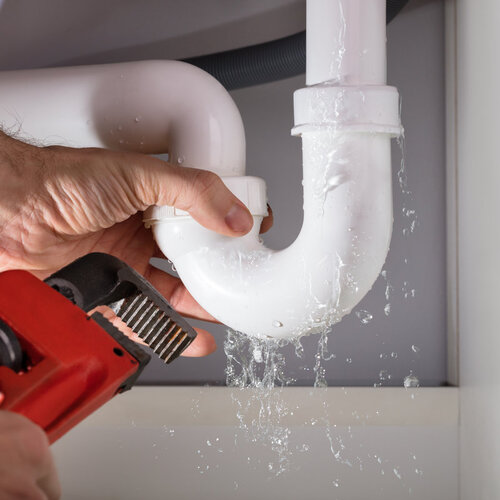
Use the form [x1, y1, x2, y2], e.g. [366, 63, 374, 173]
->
[404, 373, 420, 389]
[180, 93, 423, 492]
[355, 309, 373, 324]
[224, 330, 295, 475]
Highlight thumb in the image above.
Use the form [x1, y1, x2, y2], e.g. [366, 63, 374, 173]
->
[121, 155, 254, 237]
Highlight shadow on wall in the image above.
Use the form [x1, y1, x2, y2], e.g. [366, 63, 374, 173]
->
[0, 0, 305, 71]
[0, 0, 434, 73]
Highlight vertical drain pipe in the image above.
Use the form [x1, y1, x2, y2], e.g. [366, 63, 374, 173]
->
[306, 0, 387, 86]
[288, 0, 402, 332]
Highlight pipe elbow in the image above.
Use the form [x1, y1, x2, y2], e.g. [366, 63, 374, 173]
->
[90, 60, 246, 176]
[0, 61, 246, 176]
[153, 131, 395, 340]
[152, 79, 401, 340]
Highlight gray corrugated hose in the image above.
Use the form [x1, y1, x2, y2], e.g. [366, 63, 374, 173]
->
[183, 0, 410, 90]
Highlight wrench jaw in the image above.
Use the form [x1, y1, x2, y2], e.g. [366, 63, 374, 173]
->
[112, 292, 195, 364]
[45, 253, 197, 364]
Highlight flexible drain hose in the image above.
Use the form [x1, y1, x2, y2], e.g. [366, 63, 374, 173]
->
[183, 0, 410, 90]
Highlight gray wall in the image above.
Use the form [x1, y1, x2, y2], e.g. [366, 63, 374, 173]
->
[0, 0, 447, 386]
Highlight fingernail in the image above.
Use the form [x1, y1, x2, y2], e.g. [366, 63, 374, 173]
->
[225, 204, 253, 233]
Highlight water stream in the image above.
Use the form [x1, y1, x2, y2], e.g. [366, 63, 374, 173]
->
[215, 132, 422, 491]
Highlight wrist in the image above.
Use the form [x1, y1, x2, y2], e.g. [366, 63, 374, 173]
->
[0, 131, 42, 181]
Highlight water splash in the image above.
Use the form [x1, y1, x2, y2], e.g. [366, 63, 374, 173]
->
[313, 331, 335, 388]
[403, 373, 420, 388]
[396, 133, 418, 302]
[355, 309, 373, 324]
[224, 329, 295, 475]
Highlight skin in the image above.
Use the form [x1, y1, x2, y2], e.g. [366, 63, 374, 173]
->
[0, 411, 60, 500]
[0, 131, 273, 499]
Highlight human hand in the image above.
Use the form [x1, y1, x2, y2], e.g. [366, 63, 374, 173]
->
[0, 132, 272, 356]
[0, 410, 60, 500]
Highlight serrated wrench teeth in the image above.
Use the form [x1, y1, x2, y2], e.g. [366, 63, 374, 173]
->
[116, 291, 195, 364]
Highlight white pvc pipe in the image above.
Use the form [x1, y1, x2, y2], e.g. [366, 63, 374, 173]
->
[307, 0, 387, 86]
[0, 60, 245, 176]
[154, 131, 393, 338]
[0, 0, 401, 340]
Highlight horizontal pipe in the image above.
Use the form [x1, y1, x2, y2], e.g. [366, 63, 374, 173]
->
[0, 60, 245, 177]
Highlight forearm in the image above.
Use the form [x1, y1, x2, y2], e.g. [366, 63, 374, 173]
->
[0, 131, 41, 271]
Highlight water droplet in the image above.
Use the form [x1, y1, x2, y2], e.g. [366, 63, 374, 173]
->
[134, 116, 141, 123]
[391, 352, 398, 358]
[272, 320, 283, 328]
[346, 357, 352, 364]
[206, 440, 212, 446]
[384, 303, 391, 316]
[332, 479, 340, 487]
[253, 347, 263, 363]
[355, 310, 373, 324]
[411, 344, 420, 353]
[177, 156, 185, 164]
[404, 374, 420, 388]
[393, 467, 402, 480]
[293, 338, 304, 358]
[379, 370, 391, 381]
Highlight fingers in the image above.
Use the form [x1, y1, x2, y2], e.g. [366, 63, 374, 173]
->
[37, 454, 61, 500]
[0, 411, 61, 500]
[143, 265, 219, 323]
[119, 155, 254, 237]
[260, 204, 274, 234]
[181, 328, 217, 357]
